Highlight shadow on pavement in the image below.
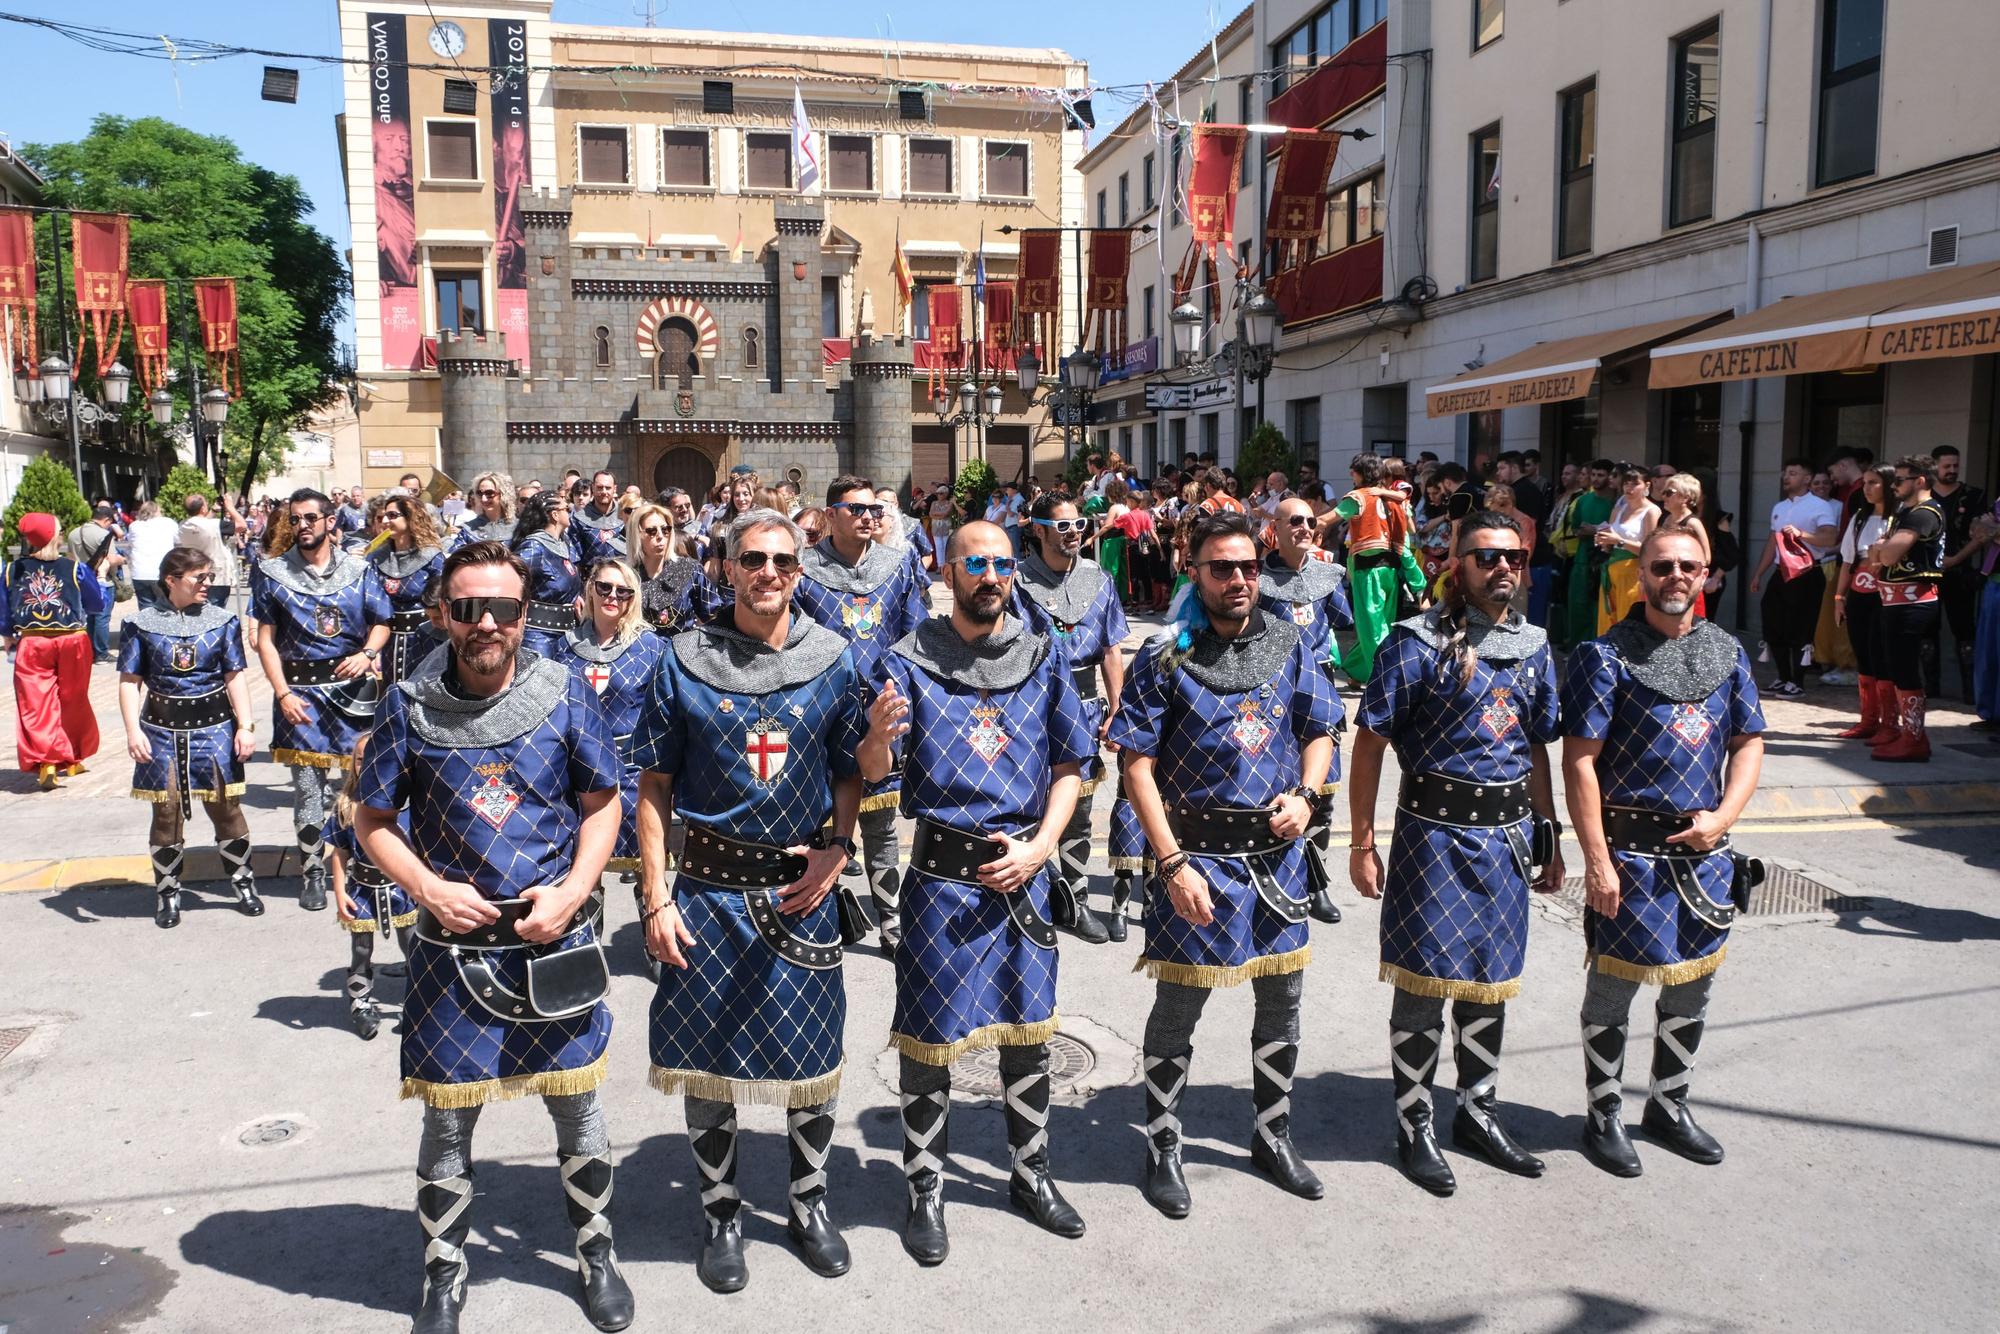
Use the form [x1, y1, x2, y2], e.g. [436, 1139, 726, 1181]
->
[1834, 897, 2000, 943]
[1264, 1288, 1710, 1333]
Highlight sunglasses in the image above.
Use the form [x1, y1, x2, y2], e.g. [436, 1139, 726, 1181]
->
[1198, 558, 1261, 582]
[590, 580, 636, 602]
[473, 489, 499, 499]
[639, 524, 671, 538]
[183, 571, 216, 584]
[1647, 558, 1706, 577]
[447, 596, 524, 625]
[1281, 513, 1315, 528]
[385, 508, 409, 520]
[1467, 548, 1529, 569]
[291, 512, 329, 527]
[734, 550, 801, 574]
[832, 502, 887, 519]
[1033, 517, 1091, 534]
[956, 554, 1017, 577]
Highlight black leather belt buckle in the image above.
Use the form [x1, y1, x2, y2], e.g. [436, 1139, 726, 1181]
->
[1071, 662, 1100, 700]
[912, 820, 996, 884]
[1601, 806, 1711, 858]
[285, 657, 347, 689]
[1399, 772, 1532, 827]
[142, 687, 231, 730]
[679, 826, 806, 889]
[1168, 805, 1288, 857]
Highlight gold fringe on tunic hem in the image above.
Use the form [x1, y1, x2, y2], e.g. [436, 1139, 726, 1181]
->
[1591, 947, 1726, 986]
[1134, 945, 1312, 989]
[129, 783, 247, 804]
[647, 1064, 843, 1109]
[1379, 963, 1522, 1004]
[399, 1053, 608, 1108]
[888, 1014, 1060, 1066]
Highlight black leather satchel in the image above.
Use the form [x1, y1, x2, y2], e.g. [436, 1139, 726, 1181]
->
[1728, 851, 1766, 913]
[834, 883, 874, 946]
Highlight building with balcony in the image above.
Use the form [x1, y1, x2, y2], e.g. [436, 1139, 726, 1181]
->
[335, 1, 1086, 499]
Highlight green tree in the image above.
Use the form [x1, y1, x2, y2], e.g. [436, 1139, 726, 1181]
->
[3, 455, 92, 554]
[954, 457, 997, 521]
[159, 462, 218, 515]
[1238, 420, 1297, 488]
[26, 116, 349, 502]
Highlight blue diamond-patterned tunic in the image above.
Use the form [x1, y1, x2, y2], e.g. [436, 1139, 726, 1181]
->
[1357, 623, 1560, 1001]
[119, 605, 248, 803]
[357, 667, 624, 1106]
[551, 629, 667, 872]
[1012, 561, 1129, 790]
[1561, 637, 1766, 985]
[250, 555, 393, 770]
[628, 628, 867, 1105]
[882, 630, 1094, 1063]
[327, 816, 418, 933]
[1256, 551, 1355, 670]
[515, 533, 583, 658]
[1108, 624, 1345, 986]
[370, 545, 445, 687]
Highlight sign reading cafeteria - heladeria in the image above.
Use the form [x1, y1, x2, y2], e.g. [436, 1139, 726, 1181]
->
[1425, 366, 1597, 418]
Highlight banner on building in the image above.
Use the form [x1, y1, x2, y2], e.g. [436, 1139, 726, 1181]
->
[983, 279, 1016, 367]
[1086, 228, 1132, 354]
[1173, 125, 1248, 309]
[489, 17, 533, 370]
[71, 212, 129, 377]
[0, 207, 36, 376]
[126, 278, 170, 393]
[927, 283, 963, 394]
[1264, 130, 1342, 273]
[368, 12, 421, 369]
[1015, 228, 1062, 360]
[194, 277, 241, 397]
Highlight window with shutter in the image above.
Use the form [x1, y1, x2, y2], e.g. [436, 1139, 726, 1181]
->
[908, 138, 952, 195]
[745, 132, 792, 190]
[986, 141, 1029, 198]
[661, 130, 711, 187]
[828, 135, 873, 192]
[578, 126, 629, 184]
[426, 122, 478, 181]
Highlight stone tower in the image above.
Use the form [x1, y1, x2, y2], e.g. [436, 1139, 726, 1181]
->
[436, 330, 512, 483]
[849, 334, 915, 501]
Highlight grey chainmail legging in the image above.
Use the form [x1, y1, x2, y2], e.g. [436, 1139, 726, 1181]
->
[292, 766, 332, 837]
[898, 1044, 1048, 1095]
[1144, 973, 1305, 1053]
[417, 1090, 609, 1182]
[1580, 969, 1716, 1026]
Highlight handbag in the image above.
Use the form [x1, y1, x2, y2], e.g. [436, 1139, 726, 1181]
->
[457, 934, 611, 1023]
[834, 883, 874, 946]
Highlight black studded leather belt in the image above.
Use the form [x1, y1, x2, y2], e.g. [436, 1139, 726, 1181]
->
[1164, 804, 1307, 924]
[388, 608, 429, 631]
[526, 600, 576, 632]
[414, 890, 603, 949]
[911, 818, 1057, 948]
[1599, 805, 1747, 931]
[677, 825, 843, 970]
[1071, 662, 1100, 700]
[142, 686, 231, 730]
[283, 657, 352, 689]
[1398, 771, 1531, 827]
[1601, 805, 1722, 858]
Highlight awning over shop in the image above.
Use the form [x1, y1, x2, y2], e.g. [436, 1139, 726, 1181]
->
[1649, 260, 2000, 388]
[1424, 312, 1730, 418]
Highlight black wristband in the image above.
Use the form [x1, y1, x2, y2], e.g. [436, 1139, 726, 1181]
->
[816, 832, 857, 856]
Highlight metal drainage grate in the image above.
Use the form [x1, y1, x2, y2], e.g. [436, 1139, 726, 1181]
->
[1555, 866, 1870, 919]
[0, 1027, 33, 1066]
[955, 1033, 1096, 1099]
[238, 1117, 303, 1148]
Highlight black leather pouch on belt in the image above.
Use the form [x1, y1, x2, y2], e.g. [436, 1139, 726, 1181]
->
[416, 892, 609, 1022]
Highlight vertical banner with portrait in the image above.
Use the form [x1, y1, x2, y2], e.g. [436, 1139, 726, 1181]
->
[489, 18, 532, 370]
[368, 12, 421, 369]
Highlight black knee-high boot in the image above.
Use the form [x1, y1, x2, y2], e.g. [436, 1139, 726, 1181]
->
[219, 835, 263, 915]
[151, 843, 184, 929]
[1140, 1048, 1191, 1217]
[786, 1105, 849, 1276]
[413, 1173, 473, 1334]
[1450, 1002, 1544, 1177]
[1106, 870, 1133, 942]
[297, 822, 327, 911]
[899, 1085, 950, 1266]
[690, 1109, 746, 1293]
[559, 1151, 635, 1329]
[346, 931, 381, 1040]
[1641, 1006, 1724, 1164]
[1003, 1059, 1084, 1236]
[1582, 1019, 1643, 1177]
[1249, 1040, 1323, 1199]
[1390, 1024, 1456, 1196]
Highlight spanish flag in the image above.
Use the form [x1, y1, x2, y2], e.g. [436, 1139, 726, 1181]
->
[892, 219, 913, 313]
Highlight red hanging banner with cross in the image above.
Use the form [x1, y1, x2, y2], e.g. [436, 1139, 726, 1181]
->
[70, 212, 129, 377]
[1014, 228, 1062, 362]
[983, 279, 1016, 368]
[126, 278, 171, 395]
[0, 208, 36, 377]
[1086, 228, 1132, 356]
[1173, 125, 1249, 310]
[1263, 130, 1342, 274]
[194, 277, 242, 398]
[926, 283, 963, 396]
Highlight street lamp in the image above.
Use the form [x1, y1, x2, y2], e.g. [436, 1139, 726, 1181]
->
[982, 382, 1004, 419]
[148, 386, 175, 428]
[38, 353, 71, 404]
[1241, 292, 1280, 352]
[201, 387, 230, 427]
[1063, 348, 1102, 395]
[100, 359, 133, 408]
[1170, 300, 1204, 365]
[1014, 349, 1040, 395]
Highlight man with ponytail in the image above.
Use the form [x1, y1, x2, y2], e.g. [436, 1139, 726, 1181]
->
[1348, 512, 1564, 1196]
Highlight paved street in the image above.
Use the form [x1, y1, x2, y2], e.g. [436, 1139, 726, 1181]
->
[2, 608, 1998, 1332]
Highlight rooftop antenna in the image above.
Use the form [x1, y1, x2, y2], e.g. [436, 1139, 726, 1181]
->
[633, 0, 663, 26]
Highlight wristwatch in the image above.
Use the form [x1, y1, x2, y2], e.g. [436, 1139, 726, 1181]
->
[1282, 783, 1316, 803]
[816, 832, 858, 857]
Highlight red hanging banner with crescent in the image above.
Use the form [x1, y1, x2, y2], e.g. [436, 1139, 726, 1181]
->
[194, 277, 242, 397]
[1264, 130, 1342, 274]
[71, 212, 129, 376]
[1015, 228, 1062, 361]
[983, 279, 1016, 368]
[926, 283, 963, 394]
[0, 208, 36, 377]
[1086, 228, 1132, 355]
[1174, 125, 1248, 309]
[126, 279, 171, 394]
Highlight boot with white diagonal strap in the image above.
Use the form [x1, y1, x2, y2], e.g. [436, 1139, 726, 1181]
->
[412, 1173, 472, 1334]
[899, 1087, 950, 1266]
[1641, 1007, 1725, 1164]
[786, 1106, 850, 1276]
[1249, 1040, 1323, 1200]
[1048, 827, 1109, 943]
[150, 843, 185, 930]
[690, 1112, 747, 1293]
[559, 1152, 634, 1329]
[1004, 1067, 1085, 1236]
[1581, 1020, 1643, 1177]
[1391, 1025, 1456, 1196]
[1450, 1003, 1544, 1177]
[1139, 1049, 1192, 1217]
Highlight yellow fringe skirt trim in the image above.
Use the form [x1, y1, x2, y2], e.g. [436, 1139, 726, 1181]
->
[1591, 946, 1727, 987]
[129, 782, 247, 804]
[1379, 963, 1522, 1004]
[1108, 856, 1149, 872]
[648, 1064, 843, 1109]
[341, 909, 419, 934]
[400, 1053, 608, 1108]
[1076, 776, 1101, 798]
[890, 1013, 1061, 1067]
[272, 747, 353, 772]
[606, 856, 641, 873]
[1134, 945, 1312, 989]
[858, 789, 900, 814]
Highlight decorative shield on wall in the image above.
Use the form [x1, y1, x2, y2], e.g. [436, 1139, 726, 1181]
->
[675, 390, 695, 417]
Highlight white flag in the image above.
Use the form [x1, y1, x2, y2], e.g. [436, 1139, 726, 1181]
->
[791, 85, 821, 193]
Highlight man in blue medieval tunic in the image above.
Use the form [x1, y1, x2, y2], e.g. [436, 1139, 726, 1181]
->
[1257, 494, 1355, 926]
[1562, 526, 1765, 1179]
[794, 474, 932, 954]
[859, 520, 1093, 1267]
[1347, 512, 1565, 1197]
[252, 489, 391, 911]
[1013, 494, 1127, 944]
[1110, 511, 1342, 1219]
[355, 540, 633, 1334]
[630, 508, 867, 1293]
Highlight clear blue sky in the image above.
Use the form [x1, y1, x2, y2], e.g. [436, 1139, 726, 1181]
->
[1, 1, 1234, 344]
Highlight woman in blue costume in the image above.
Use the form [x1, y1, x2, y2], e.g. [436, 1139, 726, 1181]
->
[512, 490, 582, 657]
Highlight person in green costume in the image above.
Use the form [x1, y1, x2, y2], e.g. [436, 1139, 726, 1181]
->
[1333, 454, 1428, 683]
[1560, 459, 1616, 649]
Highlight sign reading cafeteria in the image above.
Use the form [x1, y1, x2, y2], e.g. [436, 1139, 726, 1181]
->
[1425, 367, 1596, 417]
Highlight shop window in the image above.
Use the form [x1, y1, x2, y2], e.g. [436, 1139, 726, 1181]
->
[1670, 23, 1720, 227]
[1816, 0, 1882, 186]
[1558, 80, 1596, 258]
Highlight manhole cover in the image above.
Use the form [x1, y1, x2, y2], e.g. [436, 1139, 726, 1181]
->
[955, 1033, 1096, 1099]
[238, 1118, 303, 1148]
[0, 1027, 32, 1065]
[1554, 865, 1869, 919]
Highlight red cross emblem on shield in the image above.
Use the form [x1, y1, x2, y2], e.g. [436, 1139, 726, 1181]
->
[583, 663, 612, 694]
[745, 719, 790, 785]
